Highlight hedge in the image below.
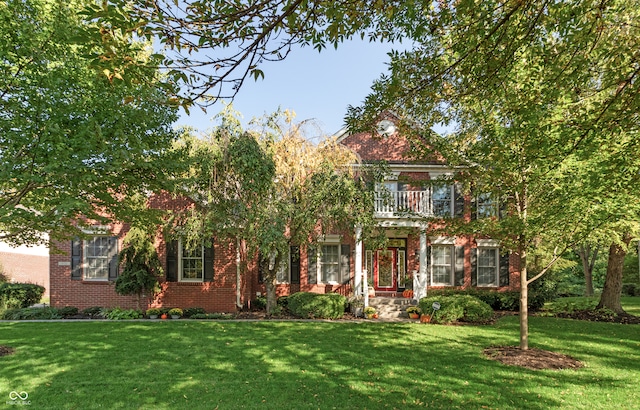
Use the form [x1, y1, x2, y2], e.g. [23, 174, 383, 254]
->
[426, 288, 550, 311]
[287, 292, 346, 319]
[0, 283, 45, 309]
[419, 294, 494, 324]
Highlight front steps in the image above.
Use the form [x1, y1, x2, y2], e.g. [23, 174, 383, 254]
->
[368, 297, 417, 319]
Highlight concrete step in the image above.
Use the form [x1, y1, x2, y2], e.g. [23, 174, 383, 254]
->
[367, 297, 418, 319]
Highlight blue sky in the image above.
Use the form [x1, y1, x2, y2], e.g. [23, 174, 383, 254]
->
[174, 39, 399, 139]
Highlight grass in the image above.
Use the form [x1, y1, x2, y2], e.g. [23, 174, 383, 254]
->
[545, 296, 640, 316]
[0, 306, 639, 410]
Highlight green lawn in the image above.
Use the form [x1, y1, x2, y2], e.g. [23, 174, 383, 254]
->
[1, 312, 639, 410]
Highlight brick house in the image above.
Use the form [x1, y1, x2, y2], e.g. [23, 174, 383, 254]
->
[49, 117, 520, 311]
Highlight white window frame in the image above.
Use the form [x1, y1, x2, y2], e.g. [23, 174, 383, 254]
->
[431, 244, 454, 286]
[477, 247, 499, 287]
[178, 241, 204, 282]
[276, 250, 291, 284]
[431, 183, 454, 217]
[476, 192, 498, 219]
[310, 236, 345, 285]
[83, 236, 113, 281]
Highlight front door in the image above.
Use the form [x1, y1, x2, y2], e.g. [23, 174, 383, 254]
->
[375, 248, 397, 290]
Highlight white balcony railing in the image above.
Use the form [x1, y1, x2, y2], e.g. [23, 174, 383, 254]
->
[374, 190, 432, 217]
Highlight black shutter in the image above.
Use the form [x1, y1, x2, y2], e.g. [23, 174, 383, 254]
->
[425, 246, 431, 286]
[290, 246, 300, 284]
[166, 240, 178, 282]
[108, 237, 119, 281]
[471, 248, 478, 286]
[454, 246, 465, 286]
[204, 242, 214, 282]
[71, 238, 82, 280]
[454, 184, 464, 218]
[307, 247, 317, 284]
[499, 250, 510, 286]
[340, 244, 351, 284]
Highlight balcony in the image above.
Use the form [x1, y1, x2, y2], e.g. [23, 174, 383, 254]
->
[374, 190, 433, 218]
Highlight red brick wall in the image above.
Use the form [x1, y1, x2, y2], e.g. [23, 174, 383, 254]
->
[49, 193, 243, 312]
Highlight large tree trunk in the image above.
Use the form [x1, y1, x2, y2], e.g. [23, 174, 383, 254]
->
[265, 275, 278, 314]
[597, 236, 631, 314]
[519, 245, 529, 350]
[577, 244, 598, 297]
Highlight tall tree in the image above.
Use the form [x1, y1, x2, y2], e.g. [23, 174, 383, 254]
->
[346, 0, 640, 349]
[576, 244, 599, 297]
[177, 108, 376, 313]
[0, 0, 184, 246]
[115, 227, 164, 310]
[80, 0, 407, 106]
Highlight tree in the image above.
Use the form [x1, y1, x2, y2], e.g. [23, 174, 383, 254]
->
[115, 227, 164, 310]
[346, 0, 640, 349]
[176, 108, 376, 313]
[80, 0, 407, 106]
[0, 0, 184, 246]
[576, 244, 599, 297]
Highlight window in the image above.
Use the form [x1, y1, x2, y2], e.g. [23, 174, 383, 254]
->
[431, 245, 453, 285]
[72, 235, 117, 281]
[477, 248, 499, 287]
[83, 237, 114, 280]
[432, 184, 452, 217]
[476, 193, 498, 219]
[179, 242, 204, 282]
[308, 243, 351, 284]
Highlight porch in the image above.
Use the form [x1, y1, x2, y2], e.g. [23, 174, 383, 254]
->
[374, 190, 432, 218]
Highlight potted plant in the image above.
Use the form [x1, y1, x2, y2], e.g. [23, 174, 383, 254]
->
[406, 306, 421, 319]
[146, 308, 161, 319]
[169, 308, 183, 319]
[364, 306, 376, 319]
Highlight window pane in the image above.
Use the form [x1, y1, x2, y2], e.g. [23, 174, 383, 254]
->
[84, 237, 110, 280]
[432, 185, 452, 217]
[432, 246, 452, 285]
[181, 243, 203, 281]
[321, 245, 339, 283]
[477, 193, 496, 218]
[477, 248, 498, 286]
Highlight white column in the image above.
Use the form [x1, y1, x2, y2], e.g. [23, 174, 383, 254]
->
[363, 268, 369, 307]
[415, 229, 428, 301]
[354, 225, 363, 297]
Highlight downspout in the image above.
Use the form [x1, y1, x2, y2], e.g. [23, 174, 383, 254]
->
[236, 237, 242, 309]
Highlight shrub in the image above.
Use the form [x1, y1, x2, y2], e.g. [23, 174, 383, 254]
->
[419, 295, 493, 324]
[0, 307, 62, 320]
[101, 308, 142, 320]
[287, 292, 346, 319]
[182, 307, 206, 318]
[58, 306, 79, 317]
[82, 306, 104, 318]
[0, 283, 45, 309]
[252, 296, 267, 310]
[622, 283, 640, 296]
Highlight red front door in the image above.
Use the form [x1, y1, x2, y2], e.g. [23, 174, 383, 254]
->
[375, 248, 397, 291]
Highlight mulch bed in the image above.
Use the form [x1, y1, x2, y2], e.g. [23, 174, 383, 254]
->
[484, 346, 584, 370]
[0, 345, 15, 357]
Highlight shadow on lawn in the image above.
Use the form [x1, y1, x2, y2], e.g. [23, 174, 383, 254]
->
[0, 320, 635, 409]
